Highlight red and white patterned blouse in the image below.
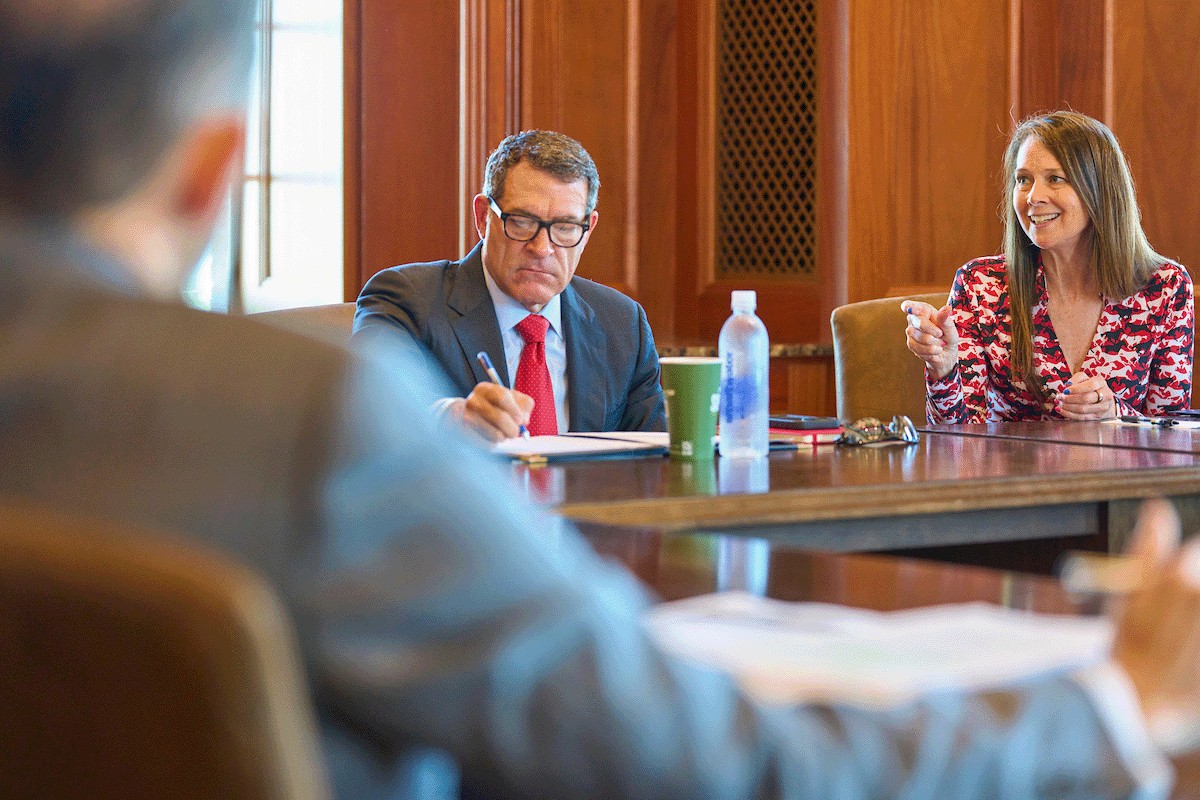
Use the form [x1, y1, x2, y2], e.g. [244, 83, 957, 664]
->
[926, 255, 1194, 422]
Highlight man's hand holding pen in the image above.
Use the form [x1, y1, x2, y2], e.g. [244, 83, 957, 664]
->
[446, 382, 534, 444]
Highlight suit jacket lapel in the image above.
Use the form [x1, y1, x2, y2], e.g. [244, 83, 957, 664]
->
[447, 244, 509, 385]
[562, 283, 608, 431]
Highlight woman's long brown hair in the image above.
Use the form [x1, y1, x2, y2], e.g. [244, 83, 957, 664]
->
[1002, 111, 1161, 400]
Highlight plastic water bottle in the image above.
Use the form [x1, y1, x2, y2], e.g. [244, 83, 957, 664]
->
[718, 290, 769, 458]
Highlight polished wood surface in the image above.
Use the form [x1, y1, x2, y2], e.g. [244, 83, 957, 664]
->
[579, 525, 1081, 614]
[925, 420, 1200, 455]
[519, 432, 1200, 534]
[510, 426, 1200, 573]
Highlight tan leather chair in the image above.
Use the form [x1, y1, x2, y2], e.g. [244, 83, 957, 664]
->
[830, 292, 948, 425]
[252, 302, 356, 346]
[0, 504, 330, 800]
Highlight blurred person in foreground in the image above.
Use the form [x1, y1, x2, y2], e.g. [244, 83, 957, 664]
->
[904, 111, 1193, 423]
[4, 3, 1200, 798]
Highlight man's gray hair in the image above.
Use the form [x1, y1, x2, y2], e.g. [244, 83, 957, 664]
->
[0, 0, 255, 217]
[482, 130, 600, 214]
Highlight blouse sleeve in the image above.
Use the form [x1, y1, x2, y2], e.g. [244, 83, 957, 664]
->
[1142, 264, 1194, 415]
[926, 264, 991, 423]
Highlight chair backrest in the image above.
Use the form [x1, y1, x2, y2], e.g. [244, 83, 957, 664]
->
[0, 504, 330, 800]
[830, 292, 948, 425]
[252, 302, 357, 346]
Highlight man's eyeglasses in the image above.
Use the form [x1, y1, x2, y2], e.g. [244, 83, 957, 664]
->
[487, 197, 590, 248]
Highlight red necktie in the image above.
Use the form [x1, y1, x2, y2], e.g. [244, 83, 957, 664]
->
[513, 314, 558, 435]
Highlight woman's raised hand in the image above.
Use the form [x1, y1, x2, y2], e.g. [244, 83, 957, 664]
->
[902, 301, 959, 380]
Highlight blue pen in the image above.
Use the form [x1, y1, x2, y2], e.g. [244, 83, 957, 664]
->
[476, 351, 530, 439]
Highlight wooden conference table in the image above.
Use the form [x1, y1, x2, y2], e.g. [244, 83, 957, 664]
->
[925, 420, 1200, 553]
[580, 523, 1081, 615]
[513, 421, 1200, 573]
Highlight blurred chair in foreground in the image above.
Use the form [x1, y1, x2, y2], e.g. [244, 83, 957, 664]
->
[831, 292, 948, 426]
[252, 302, 356, 347]
[0, 504, 329, 800]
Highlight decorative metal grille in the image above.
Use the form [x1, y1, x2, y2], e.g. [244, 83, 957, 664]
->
[715, 0, 817, 279]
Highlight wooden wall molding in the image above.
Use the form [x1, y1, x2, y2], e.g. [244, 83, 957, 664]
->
[461, 0, 523, 253]
[343, 0, 361, 300]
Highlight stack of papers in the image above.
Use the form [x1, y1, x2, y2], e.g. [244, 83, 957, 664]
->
[645, 592, 1111, 708]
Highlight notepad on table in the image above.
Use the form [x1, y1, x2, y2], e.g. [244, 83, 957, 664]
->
[492, 432, 669, 463]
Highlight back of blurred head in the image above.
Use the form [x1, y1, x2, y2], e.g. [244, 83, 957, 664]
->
[0, 0, 254, 292]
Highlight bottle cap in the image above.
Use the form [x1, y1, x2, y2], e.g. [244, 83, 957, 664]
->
[731, 290, 757, 312]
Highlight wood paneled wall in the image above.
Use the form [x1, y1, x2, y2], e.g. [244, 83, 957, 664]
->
[845, 0, 1011, 303]
[1114, 1, 1200, 275]
[348, 0, 1200, 410]
[348, 1, 460, 291]
[844, 0, 1200, 302]
[348, 0, 679, 325]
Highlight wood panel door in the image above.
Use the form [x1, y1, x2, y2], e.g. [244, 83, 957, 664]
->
[675, 0, 844, 344]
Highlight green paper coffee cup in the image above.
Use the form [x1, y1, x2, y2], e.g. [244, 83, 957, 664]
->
[659, 356, 721, 460]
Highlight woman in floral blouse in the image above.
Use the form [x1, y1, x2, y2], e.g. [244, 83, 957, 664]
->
[904, 111, 1193, 423]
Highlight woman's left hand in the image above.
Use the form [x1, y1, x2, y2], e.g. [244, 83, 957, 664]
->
[1058, 372, 1118, 420]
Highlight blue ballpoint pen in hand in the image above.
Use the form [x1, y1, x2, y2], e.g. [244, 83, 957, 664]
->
[476, 351, 531, 439]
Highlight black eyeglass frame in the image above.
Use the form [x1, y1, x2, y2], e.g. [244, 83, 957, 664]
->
[486, 197, 591, 248]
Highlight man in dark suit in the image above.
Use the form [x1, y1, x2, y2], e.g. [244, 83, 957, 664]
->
[7, 2, 1200, 799]
[354, 130, 666, 442]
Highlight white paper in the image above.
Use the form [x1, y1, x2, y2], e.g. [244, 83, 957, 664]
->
[645, 591, 1112, 708]
[492, 433, 666, 459]
[555, 431, 671, 445]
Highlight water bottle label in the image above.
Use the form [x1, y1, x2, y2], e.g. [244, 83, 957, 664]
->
[721, 372, 758, 423]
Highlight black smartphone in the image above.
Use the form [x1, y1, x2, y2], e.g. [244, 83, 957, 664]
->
[768, 414, 841, 430]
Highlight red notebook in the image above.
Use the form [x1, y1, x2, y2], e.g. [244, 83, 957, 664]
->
[769, 426, 843, 445]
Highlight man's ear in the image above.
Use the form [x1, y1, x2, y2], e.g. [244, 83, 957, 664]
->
[472, 194, 490, 241]
[581, 207, 598, 244]
[175, 117, 245, 221]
